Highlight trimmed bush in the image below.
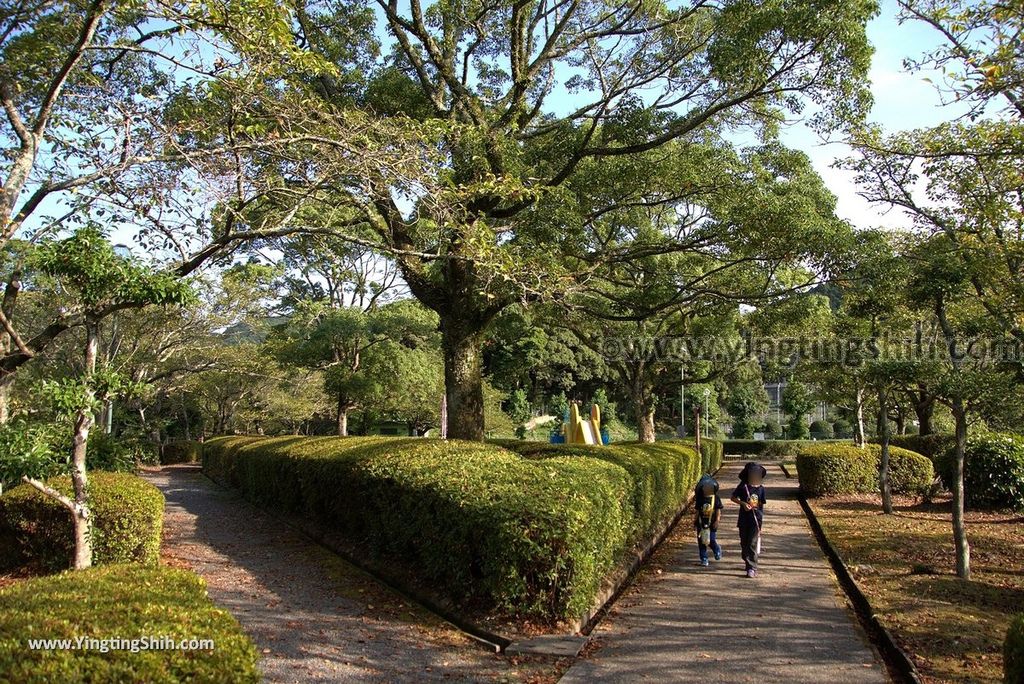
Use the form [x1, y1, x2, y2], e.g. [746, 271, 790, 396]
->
[809, 420, 834, 439]
[1007, 614, 1024, 684]
[0, 472, 163, 572]
[0, 564, 259, 683]
[795, 443, 934, 497]
[204, 436, 701, 623]
[934, 434, 1024, 510]
[160, 440, 202, 465]
[723, 439, 851, 459]
[871, 433, 954, 460]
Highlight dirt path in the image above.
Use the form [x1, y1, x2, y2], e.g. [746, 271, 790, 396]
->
[559, 463, 889, 683]
[145, 465, 564, 683]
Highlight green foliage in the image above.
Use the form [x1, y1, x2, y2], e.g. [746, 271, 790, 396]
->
[86, 433, 143, 473]
[0, 422, 139, 493]
[0, 473, 163, 572]
[809, 420, 834, 439]
[879, 433, 955, 459]
[0, 420, 66, 493]
[1006, 613, 1024, 684]
[782, 381, 815, 439]
[676, 438, 724, 476]
[0, 565, 260, 684]
[160, 441, 202, 465]
[726, 383, 769, 439]
[796, 443, 934, 497]
[203, 435, 701, 622]
[833, 418, 854, 439]
[934, 434, 1024, 510]
[722, 439, 840, 458]
[32, 227, 194, 311]
[507, 389, 532, 429]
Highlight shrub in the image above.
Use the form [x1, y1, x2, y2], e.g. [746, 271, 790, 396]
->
[872, 433, 954, 459]
[809, 420, 834, 439]
[832, 418, 853, 439]
[0, 420, 66, 493]
[0, 564, 259, 683]
[0, 472, 163, 572]
[723, 439, 846, 459]
[677, 438, 723, 475]
[160, 440, 202, 465]
[204, 436, 701, 623]
[934, 434, 1024, 510]
[1006, 614, 1024, 684]
[795, 443, 934, 497]
[87, 433, 144, 473]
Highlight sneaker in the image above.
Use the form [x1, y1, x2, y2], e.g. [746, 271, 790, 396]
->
[714, 549, 722, 561]
[700, 558, 709, 567]
[746, 568, 755, 578]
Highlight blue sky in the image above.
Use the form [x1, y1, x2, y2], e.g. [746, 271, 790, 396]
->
[780, 0, 964, 230]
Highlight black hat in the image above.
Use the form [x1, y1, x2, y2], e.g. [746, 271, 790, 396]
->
[695, 474, 719, 494]
[739, 461, 767, 482]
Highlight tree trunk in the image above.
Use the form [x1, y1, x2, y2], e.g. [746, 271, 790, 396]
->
[877, 386, 893, 515]
[914, 392, 935, 436]
[0, 373, 12, 424]
[637, 408, 656, 443]
[441, 319, 484, 441]
[951, 399, 971, 580]
[336, 396, 348, 437]
[854, 386, 866, 447]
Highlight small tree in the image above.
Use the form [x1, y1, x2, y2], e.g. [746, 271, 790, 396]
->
[782, 381, 815, 440]
[23, 227, 193, 569]
[507, 389, 532, 439]
[727, 383, 770, 439]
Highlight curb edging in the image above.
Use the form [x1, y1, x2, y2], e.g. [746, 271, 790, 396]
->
[797, 492, 923, 684]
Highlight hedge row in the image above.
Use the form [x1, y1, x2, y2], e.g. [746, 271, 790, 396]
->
[0, 564, 259, 683]
[203, 436, 702, 622]
[1007, 614, 1024, 684]
[870, 433, 954, 459]
[0, 472, 164, 572]
[679, 438, 724, 475]
[160, 440, 202, 465]
[722, 439, 852, 458]
[934, 434, 1024, 511]
[795, 443, 934, 497]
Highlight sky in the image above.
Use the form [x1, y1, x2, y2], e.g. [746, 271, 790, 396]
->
[779, 0, 967, 231]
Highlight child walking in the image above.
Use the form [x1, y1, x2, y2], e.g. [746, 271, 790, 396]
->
[693, 475, 723, 567]
[731, 462, 767, 578]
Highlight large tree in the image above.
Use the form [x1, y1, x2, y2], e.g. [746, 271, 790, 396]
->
[229, 0, 877, 439]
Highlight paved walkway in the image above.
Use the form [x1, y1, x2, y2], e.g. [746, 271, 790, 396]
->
[559, 463, 888, 683]
[144, 466, 562, 683]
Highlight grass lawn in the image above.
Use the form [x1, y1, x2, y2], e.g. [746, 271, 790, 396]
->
[809, 494, 1024, 683]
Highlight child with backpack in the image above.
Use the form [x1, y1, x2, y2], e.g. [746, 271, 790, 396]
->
[693, 475, 723, 567]
[731, 462, 767, 578]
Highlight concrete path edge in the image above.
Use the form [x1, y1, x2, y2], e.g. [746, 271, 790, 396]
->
[798, 492, 923, 684]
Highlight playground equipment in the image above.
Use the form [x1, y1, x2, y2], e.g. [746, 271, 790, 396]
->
[564, 402, 604, 445]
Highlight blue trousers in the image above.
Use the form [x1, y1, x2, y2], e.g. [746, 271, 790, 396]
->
[696, 528, 720, 561]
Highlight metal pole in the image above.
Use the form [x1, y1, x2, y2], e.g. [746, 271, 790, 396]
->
[680, 366, 685, 437]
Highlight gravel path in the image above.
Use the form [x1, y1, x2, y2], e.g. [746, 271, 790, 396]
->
[145, 465, 564, 683]
[559, 463, 889, 683]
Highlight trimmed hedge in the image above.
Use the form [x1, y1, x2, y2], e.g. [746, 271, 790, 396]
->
[0, 472, 163, 572]
[160, 440, 202, 465]
[679, 438, 723, 475]
[934, 434, 1024, 510]
[723, 439, 851, 459]
[0, 564, 259, 683]
[1007, 614, 1024, 684]
[795, 443, 934, 497]
[870, 433, 954, 460]
[203, 436, 702, 622]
